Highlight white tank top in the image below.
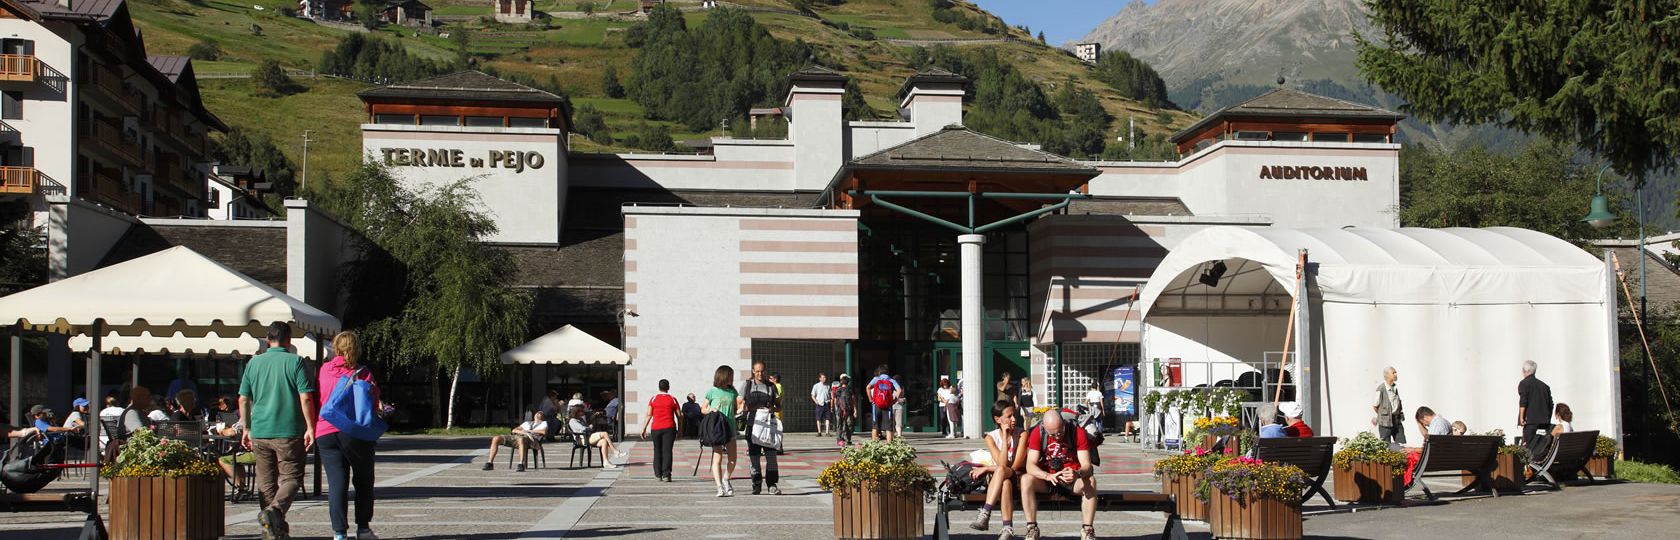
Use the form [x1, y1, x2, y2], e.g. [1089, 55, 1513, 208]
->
[987, 428, 1019, 465]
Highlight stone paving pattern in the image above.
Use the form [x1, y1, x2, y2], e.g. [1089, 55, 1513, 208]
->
[4, 433, 1679, 539]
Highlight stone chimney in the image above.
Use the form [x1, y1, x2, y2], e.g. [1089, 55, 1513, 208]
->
[785, 66, 848, 192]
[898, 68, 967, 137]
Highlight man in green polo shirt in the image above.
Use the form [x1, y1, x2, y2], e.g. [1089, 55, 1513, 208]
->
[240, 322, 318, 540]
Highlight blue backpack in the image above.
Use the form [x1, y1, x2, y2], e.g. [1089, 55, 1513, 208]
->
[321, 368, 388, 441]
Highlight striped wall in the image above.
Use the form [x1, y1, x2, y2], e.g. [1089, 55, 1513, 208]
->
[1027, 215, 1170, 346]
[620, 206, 858, 425]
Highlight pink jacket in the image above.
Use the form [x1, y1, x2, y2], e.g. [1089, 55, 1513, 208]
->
[315, 356, 380, 438]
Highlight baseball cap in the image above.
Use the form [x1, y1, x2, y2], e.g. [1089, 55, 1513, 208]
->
[73, 397, 90, 407]
[1279, 402, 1303, 418]
[28, 404, 52, 417]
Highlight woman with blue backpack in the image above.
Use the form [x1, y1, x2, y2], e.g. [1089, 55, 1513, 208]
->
[317, 331, 385, 540]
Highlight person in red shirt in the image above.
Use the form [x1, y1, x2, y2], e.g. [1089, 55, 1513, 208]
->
[640, 379, 682, 482]
[1021, 411, 1099, 540]
[1280, 402, 1314, 437]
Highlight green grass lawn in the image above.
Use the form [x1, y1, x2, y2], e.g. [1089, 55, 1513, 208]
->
[199, 77, 371, 185]
[822, 13, 912, 40]
[192, 59, 258, 74]
[132, 0, 351, 69]
[1617, 460, 1680, 484]
[573, 97, 644, 116]
[431, 4, 486, 17]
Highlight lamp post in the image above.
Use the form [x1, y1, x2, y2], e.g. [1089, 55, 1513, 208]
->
[1584, 165, 1646, 456]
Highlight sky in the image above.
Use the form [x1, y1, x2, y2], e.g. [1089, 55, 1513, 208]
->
[970, 0, 1135, 45]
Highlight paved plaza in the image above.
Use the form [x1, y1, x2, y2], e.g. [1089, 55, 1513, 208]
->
[4, 433, 1679, 539]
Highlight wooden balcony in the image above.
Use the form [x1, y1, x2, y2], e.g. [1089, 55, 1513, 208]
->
[86, 172, 141, 214]
[82, 65, 138, 116]
[81, 117, 141, 165]
[0, 54, 39, 84]
[0, 166, 37, 194]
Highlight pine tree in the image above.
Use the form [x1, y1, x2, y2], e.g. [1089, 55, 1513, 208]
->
[601, 65, 624, 98]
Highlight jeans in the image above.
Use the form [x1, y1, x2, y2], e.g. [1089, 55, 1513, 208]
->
[319, 432, 376, 534]
[250, 438, 306, 516]
[748, 442, 778, 489]
[650, 428, 676, 478]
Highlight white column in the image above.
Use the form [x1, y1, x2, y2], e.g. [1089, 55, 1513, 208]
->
[959, 234, 986, 439]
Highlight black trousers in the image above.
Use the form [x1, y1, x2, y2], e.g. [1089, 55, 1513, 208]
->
[650, 428, 676, 478]
[318, 432, 376, 534]
[1523, 424, 1553, 460]
[748, 442, 779, 488]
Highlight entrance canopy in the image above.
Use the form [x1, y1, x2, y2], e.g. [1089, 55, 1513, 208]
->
[1135, 226, 1618, 442]
[500, 324, 630, 365]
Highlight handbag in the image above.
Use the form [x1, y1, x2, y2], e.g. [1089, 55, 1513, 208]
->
[321, 368, 389, 441]
[749, 409, 783, 450]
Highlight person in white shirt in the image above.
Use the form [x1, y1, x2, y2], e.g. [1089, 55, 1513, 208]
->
[936, 377, 960, 439]
[483, 409, 549, 472]
[811, 373, 832, 437]
[567, 393, 586, 412]
[97, 395, 124, 445]
[1085, 383, 1104, 419]
[1551, 403, 1574, 437]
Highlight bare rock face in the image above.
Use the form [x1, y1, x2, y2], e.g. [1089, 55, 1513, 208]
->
[1075, 0, 1374, 110]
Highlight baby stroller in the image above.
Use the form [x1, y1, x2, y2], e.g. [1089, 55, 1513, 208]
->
[1, 436, 62, 494]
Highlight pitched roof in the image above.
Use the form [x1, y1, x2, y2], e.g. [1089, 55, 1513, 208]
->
[846, 125, 1099, 176]
[1171, 88, 1404, 143]
[897, 67, 968, 99]
[20, 0, 121, 20]
[358, 70, 567, 104]
[786, 65, 848, 85]
[147, 55, 189, 82]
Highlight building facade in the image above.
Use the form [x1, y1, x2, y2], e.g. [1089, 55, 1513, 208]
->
[363, 67, 1403, 433]
[493, 0, 532, 24]
[1074, 42, 1100, 64]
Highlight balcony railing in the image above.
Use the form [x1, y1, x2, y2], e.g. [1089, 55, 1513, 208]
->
[83, 66, 138, 115]
[82, 117, 141, 164]
[0, 54, 38, 83]
[87, 172, 141, 214]
[0, 166, 37, 194]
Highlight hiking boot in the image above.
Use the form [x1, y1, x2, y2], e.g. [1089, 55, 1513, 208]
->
[1022, 523, 1041, 540]
[257, 508, 276, 540]
[969, 509, 990, 531]
[516, 463, 527, 472]
[996, 525, 1013, 540]
[481, 463, 493, 471]
[1080, 525, 1097, 540]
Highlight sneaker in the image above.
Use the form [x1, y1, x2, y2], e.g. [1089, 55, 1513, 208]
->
[603, 463, 621, 470]
[257, 508, 276, 540]
[945, 434, 955, 439]
[1023, 523, 1041, 540]
[356, 528, 379, 540]
[516, 463, 527, 472]
[752, 486, 762, 495]
[996, 525, 1013, 540]
[724, 484, 735, 497]
[334, 535, 348, 540]
[716, 487, 726, 498]
[481, 463, 493, 471]
[768, 485, 782, 495]
[1080, 525, 1097, 540]
[969, 509, 991, 531]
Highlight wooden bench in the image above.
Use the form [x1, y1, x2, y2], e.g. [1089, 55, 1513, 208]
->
[1255, 436, 1338, 509]
[933, 485, 1186, 540]
[1405, 434, 1502, 501]
[1527, 430, 1599, 489]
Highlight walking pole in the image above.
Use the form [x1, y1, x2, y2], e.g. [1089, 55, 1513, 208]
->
[1611, 252, 1677, 426]
[1272, 250, 1307, 405]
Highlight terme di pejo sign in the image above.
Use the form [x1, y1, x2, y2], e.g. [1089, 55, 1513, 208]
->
[380, 148, 546, 173]
[1259, 165, 1367, 181]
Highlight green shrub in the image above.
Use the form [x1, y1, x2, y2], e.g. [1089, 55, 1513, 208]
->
[1617, 460, 1680, 484]
[186, 40, 222, 61]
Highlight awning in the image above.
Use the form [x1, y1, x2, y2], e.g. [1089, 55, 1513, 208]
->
[68, 331, 320, 358]
[0, 245, 340, 338]
[500, 324, 629, 365]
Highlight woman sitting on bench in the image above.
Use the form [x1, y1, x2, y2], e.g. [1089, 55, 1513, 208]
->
[1021, 410, 1099, 540]
[969, 400, 1027, 537]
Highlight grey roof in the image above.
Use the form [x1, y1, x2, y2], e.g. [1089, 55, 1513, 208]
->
[97, 222, 288, 290]
[897, 67, 968, 99]
[358, 71, 567, 105]
[846, 125, 1100, 176]
[20, 0, 122, 20]
[1171, 88, 1405, 143]
[786, 65, 848, 85]
[1600, 246, 1680, 317]
[1067, 197, 1192, 217]
[147, 55, 189, 83]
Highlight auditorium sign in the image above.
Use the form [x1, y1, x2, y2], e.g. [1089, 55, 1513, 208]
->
[380, 148, 546, 173]
[1259, 165, 1367, 181]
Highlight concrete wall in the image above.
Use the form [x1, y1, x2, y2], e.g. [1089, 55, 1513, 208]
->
[285, 199, 357, 318]
[848, 122, 918, 158]
[902, 87, 964, 136]
[46, 195, 136, 280]
[362, 124, 566, 245]
[569, 150, 795, 192]
[0, 18, 75, 206]
[788, 82, 845, 192]
[620, 206, 858, 426]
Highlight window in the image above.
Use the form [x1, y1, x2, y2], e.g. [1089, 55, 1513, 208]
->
[1272, 131, 1309, 142]
[1233, 131, 1268, 141]
[1, 39, 32, 56]
[464, 116, 503, 127]
[508, 117, 547, 128]
[419, 115, 459, 126]
[1312, 132, 1351, 143]
[374, 114, 413, 125]
[1352, 133, 1388, 144]
[1, 91, 20, 120]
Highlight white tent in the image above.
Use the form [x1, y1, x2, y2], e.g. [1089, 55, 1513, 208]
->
[500, 324, 630, 365]
[0, 245, 340, 495]
[68, 331, 320, 359]
[1135, 226, 1619, 442]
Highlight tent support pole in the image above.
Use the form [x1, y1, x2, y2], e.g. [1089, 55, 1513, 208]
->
[1272, 250, 1306, 406]
[9, 324, 20, 427]
[88, 321, 103, 497]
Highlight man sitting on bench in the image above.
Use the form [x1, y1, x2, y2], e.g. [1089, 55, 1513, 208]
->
[1021, 410, 1098, 540]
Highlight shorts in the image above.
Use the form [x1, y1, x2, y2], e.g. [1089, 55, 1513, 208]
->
[499, 434, 539, 448]
[814, 405, 830, 422]
[872, 407, 895, 432]
[219, 452, 256, 466]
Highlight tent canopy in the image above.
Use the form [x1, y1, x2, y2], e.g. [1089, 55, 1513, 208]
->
[500, 324, 629, 365]
[67, 332, 321, 358]
[0, 245, 340, 338]
[1138, 226, 1605, 317]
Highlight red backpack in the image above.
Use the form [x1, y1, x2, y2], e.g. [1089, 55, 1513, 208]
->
[869, 378, 895, 409]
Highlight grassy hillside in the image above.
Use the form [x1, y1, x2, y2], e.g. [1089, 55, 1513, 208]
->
[131, 0, 1194, 184]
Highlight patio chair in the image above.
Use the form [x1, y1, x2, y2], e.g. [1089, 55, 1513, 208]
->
[567, 430, 595, 469]
[508, 434, 547, 470]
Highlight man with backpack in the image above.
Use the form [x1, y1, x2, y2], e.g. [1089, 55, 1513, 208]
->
[1020, 411, 1099, 540]
[866, 365, 902, 443]
[736, 361, 782, 495]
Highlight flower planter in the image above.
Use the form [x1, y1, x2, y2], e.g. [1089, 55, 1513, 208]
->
[832, 484, 923, 540]
[1207, 486, 1303, 540]
[108, 475, 225, 540]
[1332, 461, 1402, 505]
[1460, 453, 1524, 491]
[1586, 456, 1614, 479]
[1160, 472, 1208, 522]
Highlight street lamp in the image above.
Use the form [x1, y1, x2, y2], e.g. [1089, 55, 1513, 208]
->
[1583, 164, 1649, 456]
[1583, 164, 1616, 229]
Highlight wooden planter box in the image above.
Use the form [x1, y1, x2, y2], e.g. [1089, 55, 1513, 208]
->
[1208, 486, 1303, 540]
[1160, 472, 1208, 522]
[108, 475, 225, 540]
[1586, 456, 1615, 479]
[1460, 453, 1524, 491]
[1332, 461, 1403, 505]
[832, 484, 923, 540]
